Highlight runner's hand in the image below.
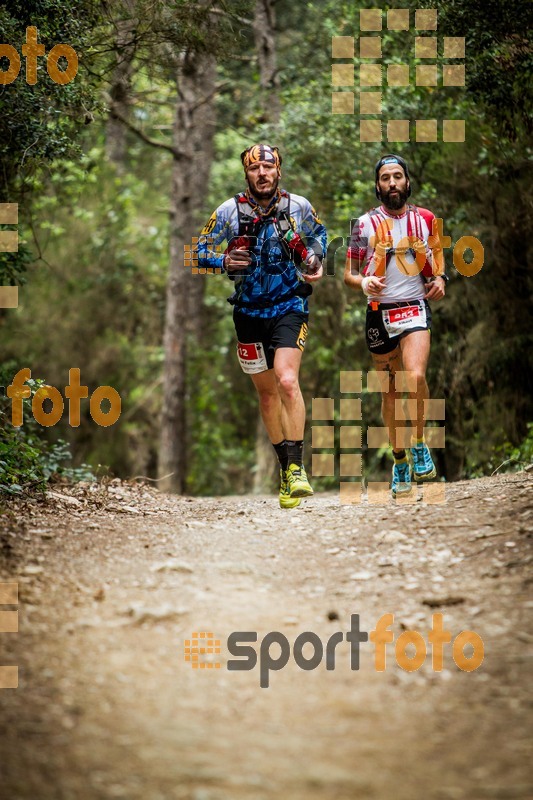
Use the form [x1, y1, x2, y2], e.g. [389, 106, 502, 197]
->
[425, 276, 446, 300]
[225, 247, 251, 272]
[303, 254, 323, 282]
[362, 276, 386, 296]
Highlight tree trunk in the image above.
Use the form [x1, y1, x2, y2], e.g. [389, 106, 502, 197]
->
[253, 0, 280, 124]
[158, 50, 216, 493]
[252, 0, 280, 493]
[105, 3, 136, 170]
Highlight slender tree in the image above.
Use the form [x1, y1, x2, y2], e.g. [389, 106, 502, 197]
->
[158, 49, 217, 493]
[251, 0, 282, 493]
[105, 0, 138, 170]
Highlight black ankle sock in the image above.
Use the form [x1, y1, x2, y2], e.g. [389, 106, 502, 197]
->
[273, 440, 288, 471]
[393, 449, 407, 461]
[286, 439, 304, 467]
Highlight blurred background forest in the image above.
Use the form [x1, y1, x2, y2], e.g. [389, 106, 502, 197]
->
[1, 0, 532, 496]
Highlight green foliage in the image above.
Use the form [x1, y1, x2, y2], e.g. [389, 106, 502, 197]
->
[0, 0, 101, 284]
[506, 423, 533, 469]
[2, 140, 169, 477]
[0, 2, 100, 186]
[419, 0, 533, 140]
[0, 241, 32, 288]
[0, 364, 94, 496]
[468, 423, 533, 477]
[1, 0, 531, 493]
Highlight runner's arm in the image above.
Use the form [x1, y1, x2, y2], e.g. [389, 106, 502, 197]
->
[421, 210, 447, 300]
[197, 206, 235, 278]
[344, 256, 364, 290]
[344, 216, 368, 291]
[294, 200, 326, 282]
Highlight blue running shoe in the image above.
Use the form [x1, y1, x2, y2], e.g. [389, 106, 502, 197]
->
[391, 458, 412, 498]
[411, 441, 437, 481]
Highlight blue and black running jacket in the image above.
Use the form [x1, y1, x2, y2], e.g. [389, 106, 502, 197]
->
[197, 190, 328, 318]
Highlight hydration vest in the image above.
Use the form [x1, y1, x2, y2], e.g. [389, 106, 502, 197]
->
[228, 190, 312, 309]
[365, 203, 432, 277]
[234, 190, 292, 240]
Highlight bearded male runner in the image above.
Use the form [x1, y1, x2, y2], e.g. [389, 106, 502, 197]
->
[198, 144, 327, 507]
[344, 153, 448, 498]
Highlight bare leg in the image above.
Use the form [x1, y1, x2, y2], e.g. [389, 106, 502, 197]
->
[273, 347, 305, 441]
[250, 369, 284, 443]
[400, 330, 431, 440]
[371, 346, 403, 450]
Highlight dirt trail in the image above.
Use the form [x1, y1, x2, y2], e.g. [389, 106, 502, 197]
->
[0, 473, 532, 800]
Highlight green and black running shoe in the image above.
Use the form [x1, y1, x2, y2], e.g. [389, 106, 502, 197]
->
[279, 469, 301, 509]
[286, 463, 314, 498]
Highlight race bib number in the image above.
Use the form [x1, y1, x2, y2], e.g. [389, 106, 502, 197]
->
[382, 304, 426, 336]
[237, 341, 268, 374]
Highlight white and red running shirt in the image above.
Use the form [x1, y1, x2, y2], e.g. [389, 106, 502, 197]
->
[347, 204, 444, 304]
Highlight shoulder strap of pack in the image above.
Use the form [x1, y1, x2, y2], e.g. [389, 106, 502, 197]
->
[234, 192, 263, 237]
[407, 203, 424, 240]
[370, 204, 425, 246]
[369, 204, 423, 237]
[367, 207, 382, 233]
[234, 192, 253, 214]
[275, 190, 292, 234]
[234, 191, 291, 237]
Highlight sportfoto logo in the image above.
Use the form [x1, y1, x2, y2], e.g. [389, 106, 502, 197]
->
[6, 368, 122, 428]
[0, 26, 78, 85]
[184, 613, 484, 688]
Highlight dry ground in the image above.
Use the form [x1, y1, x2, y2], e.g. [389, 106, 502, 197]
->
[0, 473, 532, 800]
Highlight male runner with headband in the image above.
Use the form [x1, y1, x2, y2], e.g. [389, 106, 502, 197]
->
[344, 153, 448, 498]
[198, 144, 327, 507]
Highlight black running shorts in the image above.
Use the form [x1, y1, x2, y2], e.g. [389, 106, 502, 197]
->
[365, 299, 432, 355]
[233, 310, 309, 373]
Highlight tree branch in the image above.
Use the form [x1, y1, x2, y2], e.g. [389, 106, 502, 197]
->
[208, 7, 253, 26]
[228, 53, 256, 63]
[103, 93, 185, 159]
[190, 81, 232, 112]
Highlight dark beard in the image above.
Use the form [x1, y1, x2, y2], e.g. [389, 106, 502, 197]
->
[247, 177, 278, 200]
[382, 187, 408, 210]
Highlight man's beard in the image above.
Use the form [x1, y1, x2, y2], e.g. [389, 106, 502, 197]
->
[247, 177, 278, 200]
[382, 187, 408, 210]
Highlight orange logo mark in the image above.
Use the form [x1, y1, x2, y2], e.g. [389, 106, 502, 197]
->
[7, 368, 121, 428]
[186, 236, 224, 275]
[0, 27, 78, 85]
[184, 631, 222, 669]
